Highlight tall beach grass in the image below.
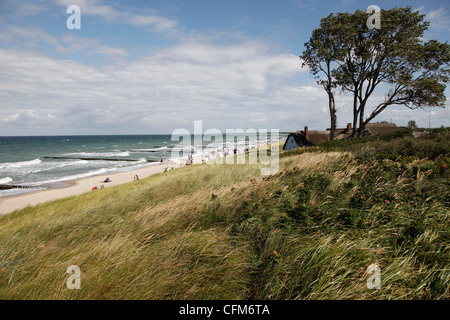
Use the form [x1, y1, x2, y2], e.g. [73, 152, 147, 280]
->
[0, 133, 448, 299]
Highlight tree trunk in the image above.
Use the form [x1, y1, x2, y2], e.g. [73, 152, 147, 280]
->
[351, 92, 359, 138]
[358, 104, 365, 137]
[328, 93, 336, 140]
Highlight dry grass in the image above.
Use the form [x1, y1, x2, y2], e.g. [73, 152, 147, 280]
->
[0, 139, 448, 299]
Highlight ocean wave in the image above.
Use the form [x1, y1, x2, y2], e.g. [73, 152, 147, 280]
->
[30, 167, 115, 185]
[128, 147, 167, 152]
[63, 151, 130, 157]
[170, 146, 194, 151]
[29, 160, 90, 173]
[0, 158, 41, 169]
[0, 177, 13, 184]
[108, 158, 148, 169]
[116, 151, 130, 157]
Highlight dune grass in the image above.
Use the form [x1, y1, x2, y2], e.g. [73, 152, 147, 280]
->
[0, 134, 448, 299]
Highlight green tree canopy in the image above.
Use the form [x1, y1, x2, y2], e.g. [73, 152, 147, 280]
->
[301, 6, 449, 137]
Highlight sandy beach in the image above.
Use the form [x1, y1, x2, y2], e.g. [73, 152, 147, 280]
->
[0, 162, 168, 215]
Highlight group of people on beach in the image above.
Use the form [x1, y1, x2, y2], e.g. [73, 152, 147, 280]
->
[92, 177, 110, 190]
[92, 174, 139, 191]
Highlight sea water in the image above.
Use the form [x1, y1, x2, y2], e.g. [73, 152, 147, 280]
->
[0, 133, 285, 197]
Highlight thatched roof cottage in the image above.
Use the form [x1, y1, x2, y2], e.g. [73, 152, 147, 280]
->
[283, 123, 399, 151]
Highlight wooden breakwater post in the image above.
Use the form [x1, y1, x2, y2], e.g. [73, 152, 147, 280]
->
[44, 156, 139, 162]
[44, 156, 160, 163]
[0, 184, 37, 190]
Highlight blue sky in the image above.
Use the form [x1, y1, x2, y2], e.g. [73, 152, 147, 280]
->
[0, 0, 449, 135]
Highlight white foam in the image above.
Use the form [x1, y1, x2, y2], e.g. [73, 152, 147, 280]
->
[0, 158, 41, 169]
[63, 151, 130, 157]
[116, 151, 130, 157]
[29, 160, 89, 173]
[30, 167, 114, 185]
[129, 147, 167, 152]
[0, 177, 13, 184]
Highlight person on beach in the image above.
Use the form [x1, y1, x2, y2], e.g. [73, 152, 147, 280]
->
[186, 154, 192, 165]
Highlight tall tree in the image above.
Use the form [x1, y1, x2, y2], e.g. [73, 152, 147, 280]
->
[300, 16, 348, 140]
[302, 7, 449, 137]
[407, 120, 417, 130]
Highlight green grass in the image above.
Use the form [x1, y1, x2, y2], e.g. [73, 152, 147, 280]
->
[0, 133, 449, 299]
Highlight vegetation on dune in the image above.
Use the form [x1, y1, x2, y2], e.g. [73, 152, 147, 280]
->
[0, 129, 449, 299]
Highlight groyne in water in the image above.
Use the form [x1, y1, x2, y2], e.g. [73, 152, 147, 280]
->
[44, 156, 159, 162]
[122, 150, 161, 153]
[0, 184, 37, 190]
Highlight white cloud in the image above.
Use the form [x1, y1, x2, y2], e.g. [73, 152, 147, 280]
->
[415, 5, 450, 33]
[54, 0, 121, 19]
[426, 7, 450, 31]
[0, 0, 53, 19]
[57, 33, 129, 60]
[0, 24, 59, 46]
[248, 118, 268, 123]
[3, 110, 58, 128]
[52, 0, 178, 32]
[0, 25, 128, 61]
[3, 1, 447, 136]
[125, 14, 177, 31]
[0, 41, 312, 135]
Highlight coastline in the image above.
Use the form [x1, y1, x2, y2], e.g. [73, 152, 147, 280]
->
[0, 162, 168, 215]
[0, 139, 282, 215]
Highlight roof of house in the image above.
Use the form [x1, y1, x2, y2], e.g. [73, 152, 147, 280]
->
[288, 130, 330, 145]
[287, 132, 313, 147]
[364, 123, 399, 136]
[333, 128, 353, 140]
[284, 122, 399, 150]
[307, 130, 331, 144]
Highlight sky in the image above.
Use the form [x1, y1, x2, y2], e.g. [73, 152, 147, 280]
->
[0, 0, 449, 136]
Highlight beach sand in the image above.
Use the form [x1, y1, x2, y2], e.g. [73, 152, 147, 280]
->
[0, 162, 168, 215]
